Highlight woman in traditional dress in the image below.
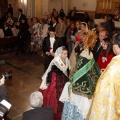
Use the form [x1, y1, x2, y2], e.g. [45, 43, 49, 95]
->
[60, 30, 100, 120]
[39, 46, 71, 120]
[86, 34, 120, 120]
[69, 22, 88, 71]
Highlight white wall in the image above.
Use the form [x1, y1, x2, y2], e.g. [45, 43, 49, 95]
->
[8, 0, 97, 18]
[42, 0, 68, 16]
[27, 0, 35, 17]
[48, 0, 62, 14]
[43, 0, 49, 16]
[8, 0, 19, 17]
[71, 0, 97, 11]
[62, 0, 67, 14]
[42, 0, 97, 17]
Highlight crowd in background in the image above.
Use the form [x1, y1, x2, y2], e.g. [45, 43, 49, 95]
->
[0, 6, 116, 58]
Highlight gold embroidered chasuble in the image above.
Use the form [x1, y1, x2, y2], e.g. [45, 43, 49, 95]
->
[87, 55, 120, 120]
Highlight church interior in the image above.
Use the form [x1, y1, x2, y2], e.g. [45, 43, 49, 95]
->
[0, 0, 120, 120]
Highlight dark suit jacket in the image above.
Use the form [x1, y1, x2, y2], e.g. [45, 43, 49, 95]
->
[18, 14, 27, 23]
[50, 22, 57, 29]
[68, 10, 77, 19]
[93, 41, 102, 61]
[72, 28, 80, 36]
[8, 7, 13, 16]
[104, 20, 115, 38]
[0, 84, 9, 102]
[46, 19, 52, 26]
[42, 36, 63, 53]
[22, 106, 54, 120]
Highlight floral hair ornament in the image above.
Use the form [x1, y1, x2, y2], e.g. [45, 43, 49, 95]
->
[83, 30, 98, 50]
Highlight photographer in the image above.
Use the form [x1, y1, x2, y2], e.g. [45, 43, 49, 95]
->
[0, 75, 9, 102]
[0, 75, 9, 120]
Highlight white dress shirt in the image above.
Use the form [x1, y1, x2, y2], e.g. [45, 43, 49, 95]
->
[50, 37, 55, 52]
[53, 22, 57, 27]
[18, 13, 21, 22]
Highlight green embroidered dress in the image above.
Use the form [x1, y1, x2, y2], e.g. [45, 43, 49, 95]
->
[60, 49, 100, 120]
[69, 55, 100, 98]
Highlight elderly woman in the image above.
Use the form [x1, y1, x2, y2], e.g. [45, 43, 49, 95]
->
[22, 91, 54, 120]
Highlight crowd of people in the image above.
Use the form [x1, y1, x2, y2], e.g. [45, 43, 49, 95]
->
[1, 5, 120, 120]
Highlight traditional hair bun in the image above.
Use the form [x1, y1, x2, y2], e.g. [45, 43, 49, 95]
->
[83, 30, 98, 50]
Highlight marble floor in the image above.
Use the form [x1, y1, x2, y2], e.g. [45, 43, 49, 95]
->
[0, 51, 44, 120]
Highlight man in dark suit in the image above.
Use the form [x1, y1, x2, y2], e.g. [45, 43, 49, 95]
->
[50, 16, 57, 28]
[93, 30, 108, 61]
[0, 75, 9, 102]
[22, 91, 54, 120]
[18, 8, 27, 24]
[8, 4, 13, 17]
[68, 6, 77, 21]
[42, 27, 63, 72]
[0, 75, 10, 120]
[46, 13, 52, 26]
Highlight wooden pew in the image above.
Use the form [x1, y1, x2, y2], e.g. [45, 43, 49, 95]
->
[0, 36, 19, 45]
[0, 36, 19, 53]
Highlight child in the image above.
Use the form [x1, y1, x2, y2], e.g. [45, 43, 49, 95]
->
[39, 46, 71, 120]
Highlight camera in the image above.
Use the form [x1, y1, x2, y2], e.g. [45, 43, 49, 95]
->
[0, 71, 12, 80]
[0, 100, 12, 119]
